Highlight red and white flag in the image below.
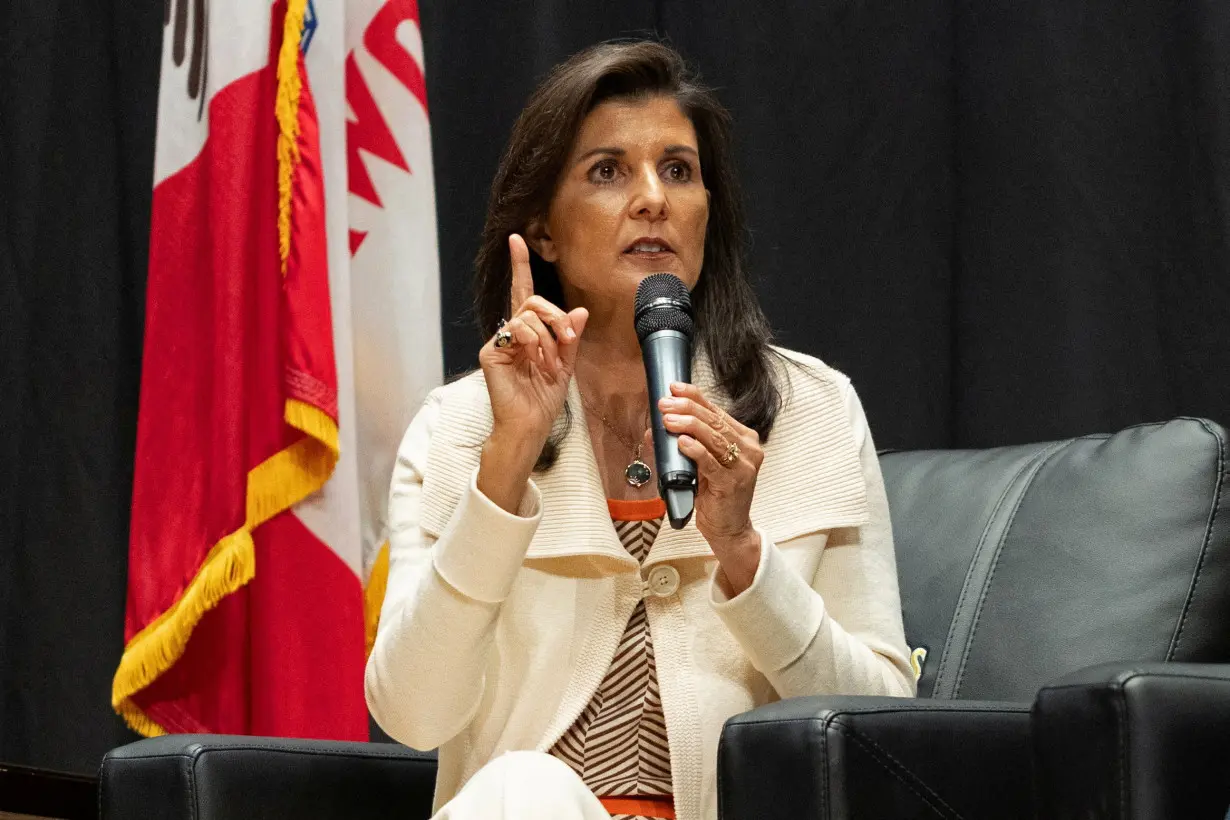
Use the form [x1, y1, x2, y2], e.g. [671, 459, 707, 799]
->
[310, 0, 443, 653]
[115, 0, 440, 738]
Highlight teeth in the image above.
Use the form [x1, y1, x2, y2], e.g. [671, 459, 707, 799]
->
[629, 242, 667, 253]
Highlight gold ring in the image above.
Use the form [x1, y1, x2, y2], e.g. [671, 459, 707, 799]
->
[720, 441, 740, 467]
[494, 319, 513, 348]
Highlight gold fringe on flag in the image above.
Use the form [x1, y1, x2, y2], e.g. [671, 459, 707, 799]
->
[112, 0, 338, 736]
[112, 529, 257, 737]
[275, 0, 309, 275]
[364, 542, 391, 656]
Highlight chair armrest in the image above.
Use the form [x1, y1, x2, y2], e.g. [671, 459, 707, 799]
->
[100, 735, 437, 820]
[718, 696, 1033, 820]
[1033, 662, 1230, 820]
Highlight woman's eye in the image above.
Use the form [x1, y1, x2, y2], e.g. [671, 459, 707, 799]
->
[663, 161, 692, 182]
[590, 160, 619, 183]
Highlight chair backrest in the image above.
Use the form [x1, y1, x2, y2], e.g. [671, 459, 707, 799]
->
[880, 417, 1229, 702]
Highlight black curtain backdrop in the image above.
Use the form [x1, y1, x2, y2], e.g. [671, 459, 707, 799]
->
[1, 0, 160, 770]
[3, 0, 1227, 773]
[424, 0, 1230, 447]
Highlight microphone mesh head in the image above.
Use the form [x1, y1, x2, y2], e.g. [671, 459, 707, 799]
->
[634, 273, 694, 341]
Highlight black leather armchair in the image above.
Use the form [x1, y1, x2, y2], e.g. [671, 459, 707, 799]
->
[101, 417, 1230, 819]
[721, 417, 1230, 820]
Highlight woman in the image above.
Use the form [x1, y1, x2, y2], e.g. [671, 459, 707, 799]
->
[366, 41, 915, 820]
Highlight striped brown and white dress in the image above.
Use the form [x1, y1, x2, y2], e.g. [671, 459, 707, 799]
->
[550, 498, 673, 820]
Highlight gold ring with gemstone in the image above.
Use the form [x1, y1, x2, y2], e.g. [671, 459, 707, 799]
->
[494, 319, 513, 348]
[720, 441, 740, 467]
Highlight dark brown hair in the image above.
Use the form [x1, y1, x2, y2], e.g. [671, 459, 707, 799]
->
[474, 40, 781, 468]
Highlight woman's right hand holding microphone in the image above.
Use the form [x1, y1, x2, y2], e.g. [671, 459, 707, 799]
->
[476, 234, 588, 513]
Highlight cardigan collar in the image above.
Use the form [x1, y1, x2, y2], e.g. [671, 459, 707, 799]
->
[418, 349, 869, 566]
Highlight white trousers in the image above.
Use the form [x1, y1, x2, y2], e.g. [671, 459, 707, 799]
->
[431, 751, 612, 820]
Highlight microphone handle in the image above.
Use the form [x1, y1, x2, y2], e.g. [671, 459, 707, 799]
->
[642, 329, 696, 529]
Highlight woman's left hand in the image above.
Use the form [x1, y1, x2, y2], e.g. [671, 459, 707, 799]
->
[659, 383, 764, 594]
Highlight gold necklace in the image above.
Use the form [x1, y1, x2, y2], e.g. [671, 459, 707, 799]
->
[579, 393, 652, 488]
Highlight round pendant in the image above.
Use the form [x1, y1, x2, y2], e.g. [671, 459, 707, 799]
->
[625, 459, 653, 488]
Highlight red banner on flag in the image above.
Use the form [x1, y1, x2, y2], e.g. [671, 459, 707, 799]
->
[115, 0, 366, 739]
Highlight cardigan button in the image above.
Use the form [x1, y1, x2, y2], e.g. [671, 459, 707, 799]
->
[645, 565, 680, 597]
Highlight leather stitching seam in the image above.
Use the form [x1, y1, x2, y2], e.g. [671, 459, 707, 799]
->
[821, 713, 832, 819]
[953, 439, 1073, 697]
[730, 705, 1032, 726]
[1168, 418, 1225, 658]
[103, 748, 432, 763]
[188, 748, 200, 820]
[1110, 681, 1130, 820]
[95, 759, 106, 820]
[725, 712, 1029, 818]
[931, 444, 1058, 696]
[1041, 671, 1230, 691]
[1046, 675, 1139, 820]
[830, 716, 968, 820]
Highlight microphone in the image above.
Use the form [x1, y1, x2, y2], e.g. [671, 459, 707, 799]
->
[634, 273, 697, 530]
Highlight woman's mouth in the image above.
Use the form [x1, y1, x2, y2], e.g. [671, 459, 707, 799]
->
[623, 239, 675, 259]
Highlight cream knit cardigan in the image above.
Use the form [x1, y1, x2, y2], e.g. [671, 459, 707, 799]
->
[366, 348, 915, 820]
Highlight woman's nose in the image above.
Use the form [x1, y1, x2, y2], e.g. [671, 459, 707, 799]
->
[628, 166, 668, 220]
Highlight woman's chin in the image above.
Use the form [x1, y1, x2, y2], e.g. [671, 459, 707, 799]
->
[617, 255, 698, 287]
[565, 260, 698, 306]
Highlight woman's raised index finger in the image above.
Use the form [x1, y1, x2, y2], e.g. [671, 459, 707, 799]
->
[508, 234, 534, 311]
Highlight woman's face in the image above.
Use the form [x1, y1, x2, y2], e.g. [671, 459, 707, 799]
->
[533, 94, 709, 308]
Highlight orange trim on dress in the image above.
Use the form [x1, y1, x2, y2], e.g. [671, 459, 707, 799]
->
[598, 795, 676, 819]
[606, 497, 667, 521]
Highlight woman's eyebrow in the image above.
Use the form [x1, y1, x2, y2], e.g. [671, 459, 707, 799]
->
[572, 144, 699, 167]
[574, 147, 624, 166]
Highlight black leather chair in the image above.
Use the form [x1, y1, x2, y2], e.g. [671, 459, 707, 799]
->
[101, 417, 1230, 819]
[721, 417, 1230, 820]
